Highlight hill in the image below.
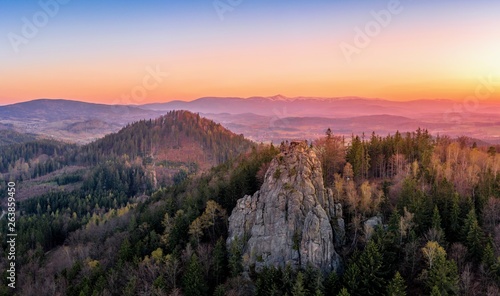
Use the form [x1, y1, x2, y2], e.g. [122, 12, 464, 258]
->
[0, 111, 254, 203]
[0, 99, 160, 122]
[77, 110, 255, 185]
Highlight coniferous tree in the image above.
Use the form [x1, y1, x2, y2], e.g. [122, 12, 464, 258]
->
[343, 253, 361, 294]
[325, 271, 341, 296]
[431, 206, 442, 231]
[344, 241, 385, 296]
[448, 193, 460, 240]
[481, 240, 500, 282]
[292, 272, 308, 296]
[430, 286, 442, 296]
[386, 272, 406, 296]
[420, 241, 459, 295]
[212, 237, 227, 286]
[182, 254, 207, 296]
[347, 135, 370, 180]
[463, 208, 484, 260]
[357, 240, 386, 295]
[337, 288, 351, 296]
[228, 238, 243, 277]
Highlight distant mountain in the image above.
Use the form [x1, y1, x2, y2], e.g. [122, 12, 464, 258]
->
[140, 95, 481, 118]
[0, 99, 162, 143]
[141, 96, 500, 143]
[2, 97, 500, 144]
[0, 99, 160, 122]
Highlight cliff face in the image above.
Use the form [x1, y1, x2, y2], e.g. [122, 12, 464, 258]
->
[227, 141, 344, 273]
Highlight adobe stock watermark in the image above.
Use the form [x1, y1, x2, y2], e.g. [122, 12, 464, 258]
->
[111, 65, 168, 114]
[339, 0, 404, 63]
[213, 0, 243, 21]
[7, 0, 71, 53]
[443, 74, 499, 124]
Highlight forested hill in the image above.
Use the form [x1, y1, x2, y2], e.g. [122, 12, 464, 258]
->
[0, 111, 254, 201]
[77, 110, 254, 169]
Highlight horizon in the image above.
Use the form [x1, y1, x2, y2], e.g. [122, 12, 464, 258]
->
[3, 95, 500, 108]
[1, 0, 499, 106]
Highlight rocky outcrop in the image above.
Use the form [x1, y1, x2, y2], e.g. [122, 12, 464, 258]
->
[364, 216, 383, 240]
[227, 141, 344, 273]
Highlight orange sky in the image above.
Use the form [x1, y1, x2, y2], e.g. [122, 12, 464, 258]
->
[1, 0, 499, 105]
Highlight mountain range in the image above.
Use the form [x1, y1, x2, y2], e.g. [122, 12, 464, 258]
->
[1, 96, 500, 144]
[0, 99, 162, 143]
[140, 95, 500, 118]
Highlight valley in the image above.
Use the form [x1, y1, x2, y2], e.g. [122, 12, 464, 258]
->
[2, 96, 500, 145]
[0, 105, 499, 296]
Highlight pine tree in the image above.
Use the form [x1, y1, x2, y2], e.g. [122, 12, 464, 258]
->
[344, 241, 386, 295]
[304, 265, 324, 294]
[118, 238, 133, 262]
[482, 241, 496, 268]
[337, 288, 351, 296]
[182, 254, 207, 296]
[343, 255, 361, 294]
[430, 286, 442, 296]
[386, 272, 406, 296]
[228, 238, 243, 277]
[282, 264, 295, 294]
[448, 193, 460, 240]
[324, 271, 341, 296]
[431, 205, 442, 231]
[463, 208, 484, 260]
[346, 136, 370, 179]
[255, 266, 283, 296]
[357, 240, 386, 295]
[481, 240, 500, 282]
[292, 272, 308, 296]
[212, 237, 227, 285]
[420, 241, 459, 295]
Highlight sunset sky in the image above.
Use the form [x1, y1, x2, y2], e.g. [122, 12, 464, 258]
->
[1, 0, 499, 105]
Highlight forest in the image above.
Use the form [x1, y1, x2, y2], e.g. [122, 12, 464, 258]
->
[0, 120, 499, 295]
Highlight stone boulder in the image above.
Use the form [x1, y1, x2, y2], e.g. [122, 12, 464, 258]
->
[364, 216, 383, 240]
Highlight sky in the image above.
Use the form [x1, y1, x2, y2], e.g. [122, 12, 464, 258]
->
[0, 0, 499, 105]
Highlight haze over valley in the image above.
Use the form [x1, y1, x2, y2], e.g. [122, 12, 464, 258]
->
[2, 96, 500, 145]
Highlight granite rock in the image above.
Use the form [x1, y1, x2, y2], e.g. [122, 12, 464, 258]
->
[227, 141, 344, 273]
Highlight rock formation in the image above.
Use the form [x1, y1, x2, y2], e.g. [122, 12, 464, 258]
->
[364, 216, 383, 240]
[227, 141, 344, 273]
